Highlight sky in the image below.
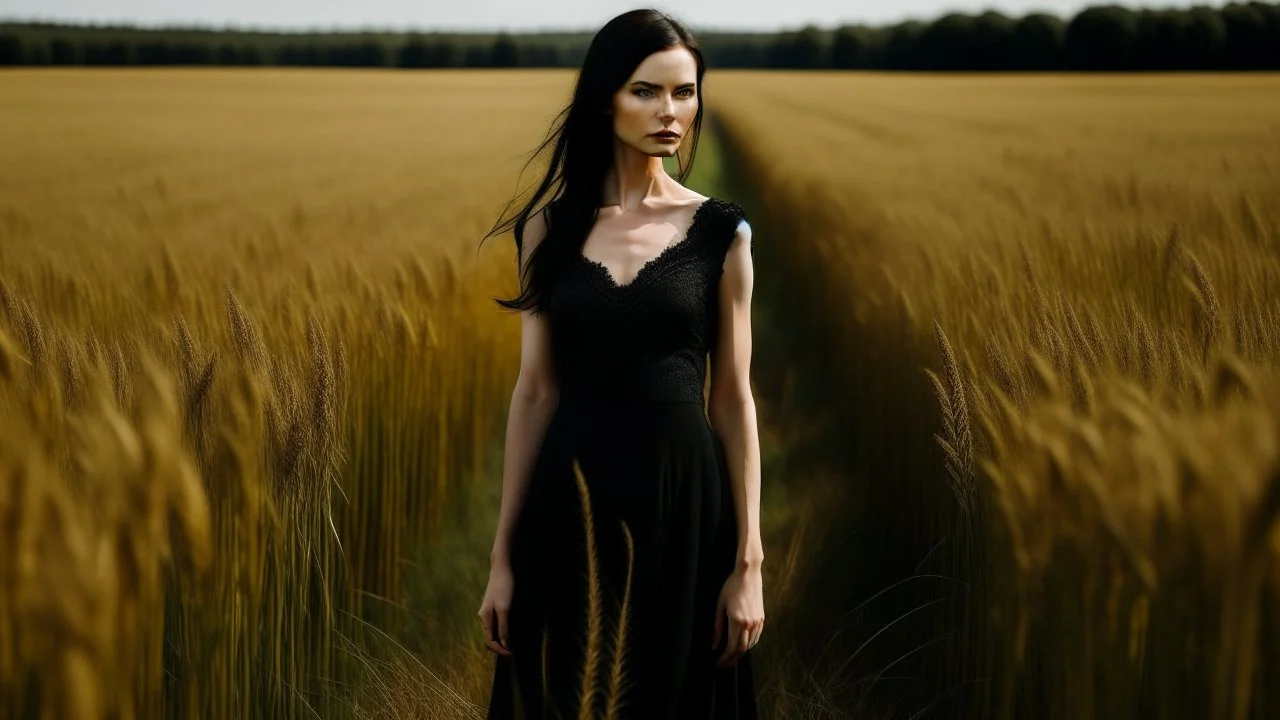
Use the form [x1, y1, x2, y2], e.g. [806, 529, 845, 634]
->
[0, 0, 1214, 33]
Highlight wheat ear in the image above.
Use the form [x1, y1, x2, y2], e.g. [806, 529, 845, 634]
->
[603, 521, 635, 719]
[573, 459, 604, 720]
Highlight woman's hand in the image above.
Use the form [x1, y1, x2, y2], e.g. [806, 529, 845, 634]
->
[477, 562, 515, 656]
[712, 565, 765, 668]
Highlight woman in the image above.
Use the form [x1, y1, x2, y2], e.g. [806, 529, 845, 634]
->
[477, 8, 764, 719]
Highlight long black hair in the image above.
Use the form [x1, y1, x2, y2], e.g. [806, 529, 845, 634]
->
[480, 8, 706, 313]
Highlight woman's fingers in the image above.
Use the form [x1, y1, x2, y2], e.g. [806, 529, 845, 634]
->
[748, 617, 764, 650]
[717, 617, 744, 667]
[715, 620, 736, 667]
[479, 606, 513, 657]
[717, 617, 766, 667]
[736, 626, 751, 661]
[497, 606, 511, 652]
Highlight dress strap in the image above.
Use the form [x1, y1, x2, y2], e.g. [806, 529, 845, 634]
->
[707, 198, 751, 259]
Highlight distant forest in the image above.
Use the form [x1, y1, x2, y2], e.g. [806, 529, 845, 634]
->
[2, 2, 1279, 71]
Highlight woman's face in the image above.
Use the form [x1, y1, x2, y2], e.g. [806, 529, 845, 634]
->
[610, 46, 699, 158]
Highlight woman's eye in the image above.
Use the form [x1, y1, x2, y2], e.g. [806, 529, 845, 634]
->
[633, 88, 693, 99]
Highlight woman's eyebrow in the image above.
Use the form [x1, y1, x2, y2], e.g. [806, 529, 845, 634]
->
[630, 80, 696, 89]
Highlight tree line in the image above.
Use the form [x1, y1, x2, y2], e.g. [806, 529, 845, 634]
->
[2, 2, 1278, 71]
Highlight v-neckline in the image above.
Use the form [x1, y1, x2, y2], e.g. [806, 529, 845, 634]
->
[579, 197, 715, 290]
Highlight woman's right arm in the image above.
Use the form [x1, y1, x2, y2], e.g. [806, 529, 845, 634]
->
[490, 207, 558, 570]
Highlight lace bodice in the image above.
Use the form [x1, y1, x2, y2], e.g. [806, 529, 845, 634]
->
[545, 197, 750, 409]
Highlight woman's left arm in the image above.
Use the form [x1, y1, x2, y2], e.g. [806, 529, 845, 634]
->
[707, 219, 765, 668]
[708, 219, 763, 570]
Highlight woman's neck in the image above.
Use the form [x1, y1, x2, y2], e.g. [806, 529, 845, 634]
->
[600, 138, 677, 210]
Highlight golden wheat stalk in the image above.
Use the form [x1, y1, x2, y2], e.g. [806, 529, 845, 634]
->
[174, 313, 196, 368]
[306, 310, 338, 472]
[108, 341, 130, 408]
[1160, 223, 1185, 278]
[186, 352, 216, 440]
[1064, 304, 1099, 373]
[572, 458, 604, 720]
[160, 243, 181, 302]
[1019, 241, 1043, 306]
[225, 285, 267, 373]
[1232, 306, 1251, 357]
[0, 277, 18, 328]
[56, 335, 84, 408]
[603, 520, 635, 720]
[929, 319, 974, 511]
[83, 327, 103, 369]
[1184, 252, 1220, 362]
[985, 336, 1025, 410]
[1134, 312, 1157, 386]
[1069, 356, 1095, 414]
[18, 300, 46, 379]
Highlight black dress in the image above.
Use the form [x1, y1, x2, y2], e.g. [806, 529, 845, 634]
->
[487, 197, 758, 720]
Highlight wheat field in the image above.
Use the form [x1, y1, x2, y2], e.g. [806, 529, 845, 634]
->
[714, 71, 1280, 718]
[0, 68, 580, 718]
[3, 67, 1280, 719]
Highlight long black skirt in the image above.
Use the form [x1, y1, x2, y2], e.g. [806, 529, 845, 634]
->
[486, 397, 758, 720]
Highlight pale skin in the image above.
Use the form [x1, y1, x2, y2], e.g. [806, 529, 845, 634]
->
[477, 44, 765, 671]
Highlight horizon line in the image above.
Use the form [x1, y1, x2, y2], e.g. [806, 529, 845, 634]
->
[0, 7, 1094, 37]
